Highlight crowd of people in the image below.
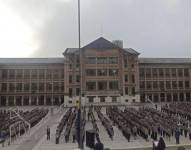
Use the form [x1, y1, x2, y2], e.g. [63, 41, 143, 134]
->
[94, 106, 114, 140]
[0, 108, 48, 146]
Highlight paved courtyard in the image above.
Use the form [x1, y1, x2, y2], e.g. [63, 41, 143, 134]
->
[1, 106, 191, 150]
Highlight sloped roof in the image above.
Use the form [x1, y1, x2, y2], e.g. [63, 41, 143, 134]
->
[82, 37, 119, 49]
[0, 58, 64, 64]
[139, 58, 191, 64]
[63, 37, 140, 55]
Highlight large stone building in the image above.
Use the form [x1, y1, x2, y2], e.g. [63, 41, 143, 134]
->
[0, 37, 190, 106]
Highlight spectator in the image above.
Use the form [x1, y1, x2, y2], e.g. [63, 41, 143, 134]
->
[47, 126, 50, 140]
[157, 137, 166, 150]
[175, 128, 180, 144]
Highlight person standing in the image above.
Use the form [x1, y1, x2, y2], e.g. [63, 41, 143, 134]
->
[47, 126, 50, 140]
[175, 128, 180, 144]
[72, 127, 76, 143]
[157, 137, 166, 150]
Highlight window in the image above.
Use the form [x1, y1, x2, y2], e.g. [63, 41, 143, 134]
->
[86, 57, 96, 64]
[172, 68, 176, 77]
[109, 57, 118, 64]
[46, 83, 52, 91]
[165, 68, 170, 77]
[16, 70, 23, 79]
[61, 82, 64, 91]
[1, 83, 7, 92]
[167, 93, 172, 102]
[112, 96, 117, 102]
[16, 83, 22, 92]
[31, 69, 37, 79]
[132, 75, 135, 83]
[69, 75, 72, 83]
[76, 88, 80, 96]
[145, 68, 151, 78]
[39, 83, 44, 92]
[88, 96, 95, 103]
[46, 70, 52, 79]
[140, 68, 145, 78]
[159, 81, 164, 89]
[109, 69, 118, 76]
[24, 83, 30, 92]
[160, 93, 165, 102]
[159, 68, 164, 77]
[132, 87, 135, 96]
[99, 96, 106, 102]
[166, 81, 171, 89]
[69, 88, 72, 97]
[184, 69, 189, 77]
[125, 87, 128, 95]
[125, 74, 128, 82]
[109, 81, 118, 90]
[53, 70, 59, 79]
[178, 69, 183, 77]
[185, 81, 190, 89]
[124, 56, 128, 68]
[172, 81, 177, 89]
[9, 70, 15, 79]
[39, 70, 45, 79]
[146, 81, 152, 89]
[178, 81, 183, 89]
[24, 70, 30, 79]
[153, 81, 158, 89]
[86, 69, 96, 76]
[76, 75, 80, 82]
[186, 93, 190, 101]
[152, 68, 158, 77]
[179, 93, 184, 101]
[97, 57, 107, 64]
[61, 70, 64, 79]
[2, 70, 8, 79]
[31, 83, 37, 91]
[53, 82, 59, 92]
[98, 81, 107, 90]
[125, 99, 129, 102]
[86, 82, 96, 91]
[98, 69, 107, 76]
[140, 81, 145, 89]
[9, 83, 15, 92]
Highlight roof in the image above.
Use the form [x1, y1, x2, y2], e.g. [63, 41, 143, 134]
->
[82, 37, 119, 49]
[0, 58, 64, 64]
[139, 58, 191, 64]
[124, 48, 140, 55]
[63, 37, 139, 55]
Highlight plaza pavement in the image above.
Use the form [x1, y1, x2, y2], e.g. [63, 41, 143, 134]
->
[1, 106, 191, 150]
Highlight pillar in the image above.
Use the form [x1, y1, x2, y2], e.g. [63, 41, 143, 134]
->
[44, 95, 46, 105]
[37, 96, 39, 105]
[21, 96, 24, 106]
[14, 96, 16, 106]
[29, 96, 31, 105]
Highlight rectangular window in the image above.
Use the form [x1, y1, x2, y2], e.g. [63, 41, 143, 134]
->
[97, 69, 107, 76]
[46, 83, 52, 91]
[61, 70, 64, 79]
[112, 96, 117, 102]
[86, 57, 96, 64]
[53, 70, 59, 79]
[109, 81, 118, 90]
[53, 82, 59, 92]
[86, 82, 96, 91]
[109, 57, 118, 64]
[159, 81, 164, 89]
[125, 74, 128, 82]
[2, 70, 8, 79]
[69, 75, 72, 83]
[9, 70, 15, 79]
[16, 69, 23, 79]
[153, 81, 158, 89]
[46, 70, 52, 79]
[140, 68, 145, 78]
[16, 83, 22, 92]
[140, 81, 145, 89]
[76, 88, 80, 96]
[1, 83, 7, 92]
[61, 82, 64, 91]
[124, 56, 128, 68]
[125, 87, 128, 95]
[9, 83, 15, 92]
[145, 68, 151, 78]
[31, 69, 37, 79]
[31, 83, 37, 91]
[99, 96, 106, 102]
[132, 75, 135, 83]
[178, 69, 183, 77]
[159, 68, 164, 77]
[24, 69, 30, 79]
[39, 70, 45, 79]
[98, 81, 107, 90]
[178, 81, 183, 88]
[184, 69, 189, 77]
[172, 81, 177, 89]
[152, 68, 158, 77]
[172, 68, 176, 77]
[86, 69, 96, 76]
[24, 83, 30, 92]
[166, 81, 171, 89]
[109, 69, 118, 76]
[146, 81, 152, 89]
[76, 75, 80, 82]
[69, 88, 72, 97]
[39, 83, 44, 92]
[132, 87, 135, 96]
[185, 81, 190, 89]
[97, 57, 107, 64]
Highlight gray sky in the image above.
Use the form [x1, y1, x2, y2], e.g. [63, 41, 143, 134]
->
[0, 0, 191, 57]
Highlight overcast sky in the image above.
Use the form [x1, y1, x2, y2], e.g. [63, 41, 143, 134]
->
[0, 0, 191, 57]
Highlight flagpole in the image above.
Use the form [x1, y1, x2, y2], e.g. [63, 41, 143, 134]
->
[78, 0, 82, 149]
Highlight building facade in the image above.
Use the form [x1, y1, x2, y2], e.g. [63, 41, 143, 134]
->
[0, 37, 191, 106]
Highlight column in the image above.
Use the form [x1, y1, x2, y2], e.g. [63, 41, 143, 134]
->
[6, 96, 8, 106]
[14, 96, 16, 106]
[21, 96, 24, 106]
[59, 96, 61, 105]
[37, 96, 39, 105]
[44, 95, 46, 105]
